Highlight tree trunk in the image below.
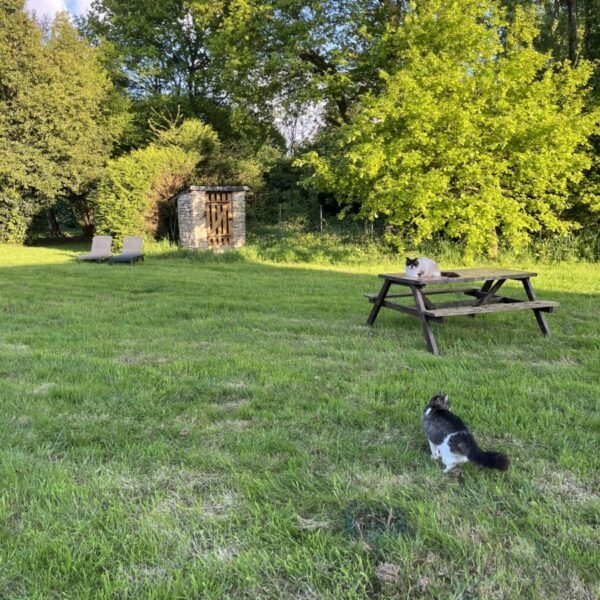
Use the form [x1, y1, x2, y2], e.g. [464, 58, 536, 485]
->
[46, 208, 64, 238]
[489, 229, 499, 258]
[566, 0, 578, 65]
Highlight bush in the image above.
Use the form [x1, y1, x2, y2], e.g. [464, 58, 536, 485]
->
[94, 120, 218, 244]
[0, 189, 34, 243]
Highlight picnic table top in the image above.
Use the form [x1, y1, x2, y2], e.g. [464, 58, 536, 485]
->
[378, 268, 537, 285]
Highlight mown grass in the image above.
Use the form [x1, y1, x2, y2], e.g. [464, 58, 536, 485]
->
[0, 241, 598, 599]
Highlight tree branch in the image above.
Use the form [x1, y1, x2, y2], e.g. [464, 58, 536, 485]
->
[298, 49, 350, 124]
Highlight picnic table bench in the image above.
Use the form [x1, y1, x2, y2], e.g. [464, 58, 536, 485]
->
[365, 268, 559, 355]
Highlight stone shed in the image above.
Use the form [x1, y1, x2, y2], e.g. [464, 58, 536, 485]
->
[175, 186, 248, 250]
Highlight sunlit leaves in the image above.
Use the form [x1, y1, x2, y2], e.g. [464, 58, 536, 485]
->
[94, 119, 218, 242]
[299, 1, 599, 255]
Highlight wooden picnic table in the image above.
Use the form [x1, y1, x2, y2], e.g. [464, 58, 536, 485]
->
[365, 268, 559, 355]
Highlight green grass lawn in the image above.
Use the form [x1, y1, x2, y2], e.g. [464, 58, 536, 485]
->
[0, 243, 598, 599]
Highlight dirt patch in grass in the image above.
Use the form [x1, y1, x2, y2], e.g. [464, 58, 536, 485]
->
[527, 358, 582, 368]
[207, 419, 250, 432]
[296, 515, 331, 531]
[344, 501, 409, 545]
[558, 570, 598, 600]
[535, 470, 599, 504]
[117, 468, 230, 504]
[190, 535, 239, 562]
[225, 379, 250, 390]
[218, 399, 249, 411]
[375, 562, 401, 584]
[1, 343, 30, 353]
[123, 564, 169, 585]
[201, 490, 237, 519]
[349, 468, 441, 495]
[32, 382, 56, 395]
[115, 353, 171, 365]
[9, 415, 33, 429]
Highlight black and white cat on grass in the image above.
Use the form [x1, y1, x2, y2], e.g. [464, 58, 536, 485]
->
[423, 394, 510, 474]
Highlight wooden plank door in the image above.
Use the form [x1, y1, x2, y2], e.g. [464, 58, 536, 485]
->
[205, 191, 233, 248]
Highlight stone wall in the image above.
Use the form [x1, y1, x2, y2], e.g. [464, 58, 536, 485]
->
[176, 186, 248, 250]
[231, 190, 246, 248]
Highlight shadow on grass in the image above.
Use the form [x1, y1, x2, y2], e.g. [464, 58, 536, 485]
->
[26, 228, 395, 266]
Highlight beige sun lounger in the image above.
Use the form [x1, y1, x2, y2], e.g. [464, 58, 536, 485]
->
[108, 236, 144, 265]
[77, 235, 113, 262]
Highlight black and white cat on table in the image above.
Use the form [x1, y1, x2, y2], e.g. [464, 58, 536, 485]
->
[405, 257, 441, 278]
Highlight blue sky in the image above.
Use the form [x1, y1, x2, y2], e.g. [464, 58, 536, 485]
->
[25, 0, 92, 19]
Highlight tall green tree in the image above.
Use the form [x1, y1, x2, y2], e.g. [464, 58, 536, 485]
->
[86, 0, 220, 99]
[215, 0, 408, 126]
[0, 0, 123, 241]
[84, 0, 283, 150]
[86, 0, 407, 140]
[0, 0, 46, 241]
[299, 1, 600, 255]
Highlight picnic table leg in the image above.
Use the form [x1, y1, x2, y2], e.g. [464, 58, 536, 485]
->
[479, 280, 494, 295]
[469, 280, 492, 317]
[421, 293, 435, 310]
[366, 279, 392, 326]
[410, 285, 440, 355]
[478, 279, 507, 304]
[469, 279, 507, 317]
[522, 278, 551, 336]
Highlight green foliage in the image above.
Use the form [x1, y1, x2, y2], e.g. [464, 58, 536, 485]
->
[94, 119, 218, 242]
[84, 0, 284, 151]
[503, 1, 600, 69]
[299, 1, 600, 256]
[94, 146, 196, 242]
[246, 157, 322, 225]
[0, 189, 32, 244]
[245, 224, 392, 265]
[214, 0, 397, 126]
[152, 117, 219, 156]
[0, 1, 123, 242]
[86, 0, 222, 100]
[195, 143, 278, 199]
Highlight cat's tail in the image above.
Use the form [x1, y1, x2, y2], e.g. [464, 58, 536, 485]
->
[450, 433, 510, 471]
[467, 443, 510, 471]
